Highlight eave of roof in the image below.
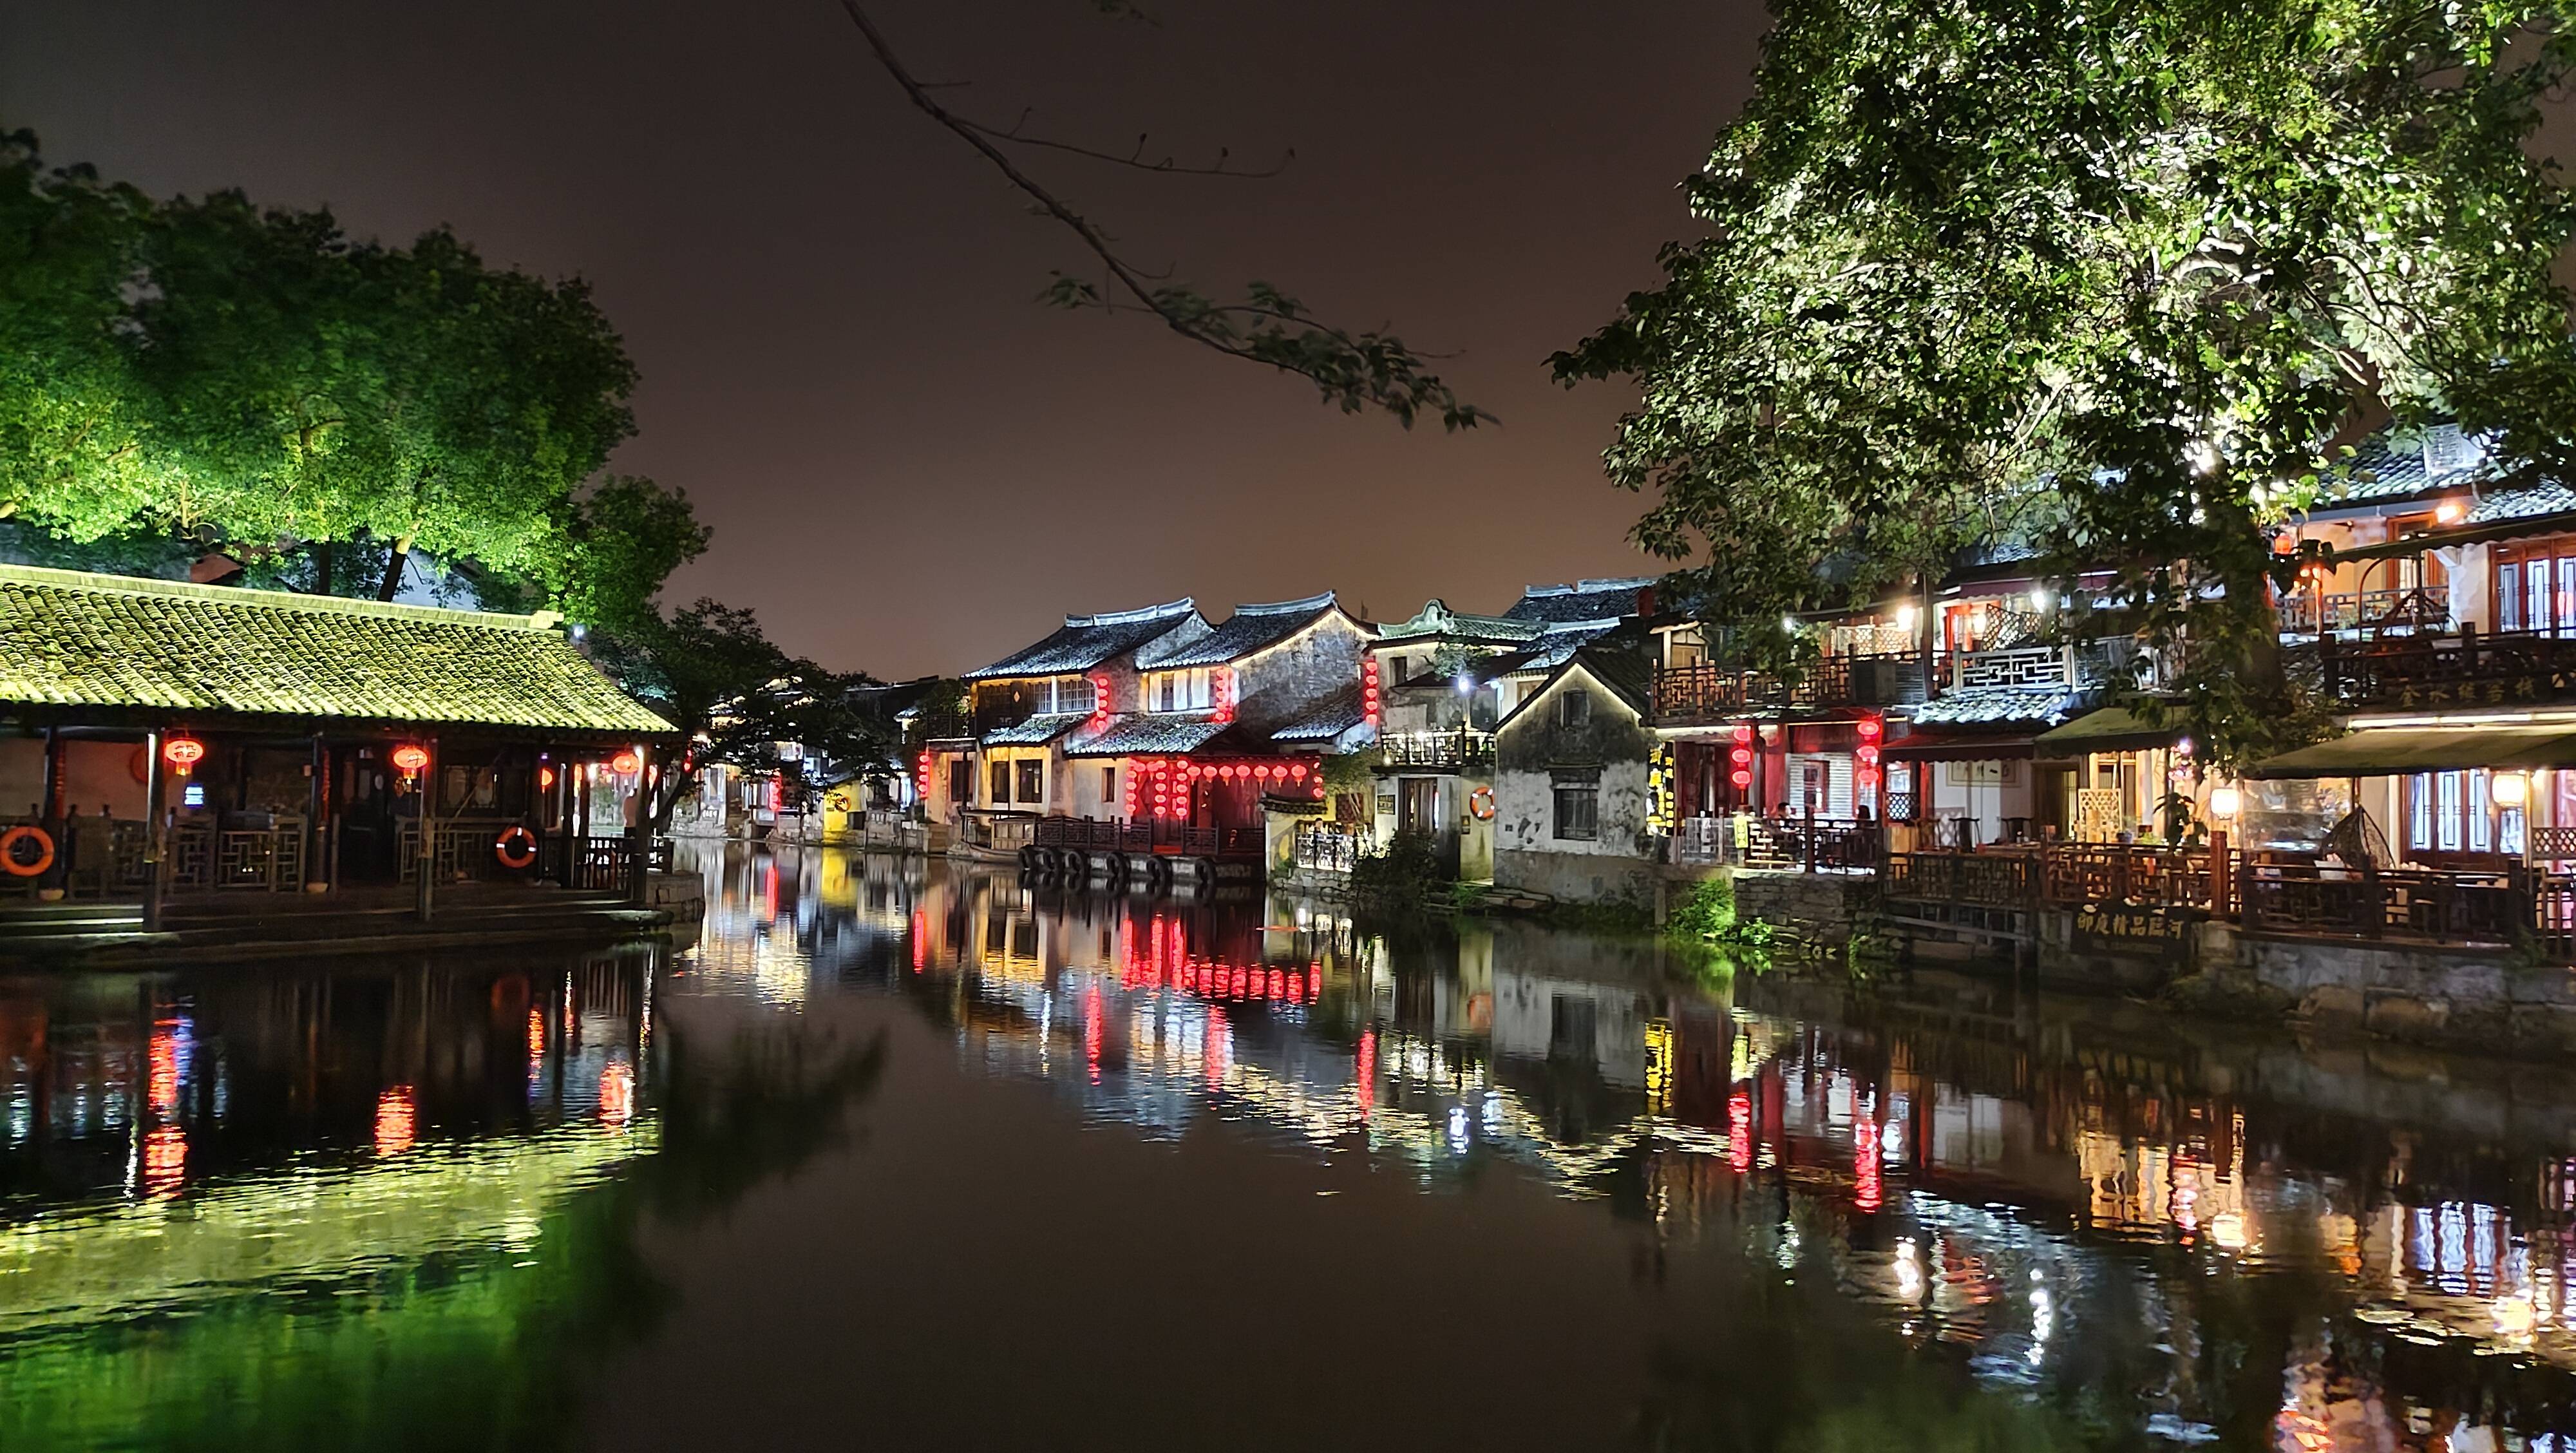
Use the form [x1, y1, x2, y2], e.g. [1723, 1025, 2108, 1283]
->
[1135, 592, 1345, 670]
[0, 564, 674, 737]
[962, 598, 1200, 679]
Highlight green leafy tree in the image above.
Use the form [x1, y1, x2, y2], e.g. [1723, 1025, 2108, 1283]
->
[0, 131, 162, 537]
[1556, 0, 2576, 766]
[129, 194, 642, 600]
[593, 599, 895, 828]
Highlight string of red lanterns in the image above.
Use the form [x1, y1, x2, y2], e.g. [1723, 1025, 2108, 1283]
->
[1360, 658, 1381, 727]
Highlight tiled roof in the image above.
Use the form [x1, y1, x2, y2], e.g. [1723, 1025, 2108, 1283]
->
[1478, 618, 1634, 679]
[2467, 482, 2576, 527]
[1375, 599, 1542, 647]
[1267, 685, 1367, 743]
[1135, 593, 1342, 670]
[981, 712, 1088, 746]
[1504, 577, 1658, 625]
[1908, 685, 2090, 729]
[0, 564, 673, 735]
[963, 598, 1201, 679]
[2325, 424, 2494, 505]
[1499, 647, 1653, 731]
[1064, 712, 1233, 757]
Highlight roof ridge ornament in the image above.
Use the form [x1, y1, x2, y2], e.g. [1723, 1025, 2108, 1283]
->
[1065, 597, 1197, 627]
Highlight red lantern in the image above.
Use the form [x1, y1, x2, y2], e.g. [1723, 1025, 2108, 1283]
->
[1856, 744, 1880, 766]
[1856, 715, 1884, 743]
[1731, 722, 1754, 745]
[540, 765, 558, 791]
[1290, 764, 1307, 780]
[390, 743, 430, 777]
[1730, 768, 1754, 790]
[161, 736, 206, 778]
[1730, 745, 1754, 767]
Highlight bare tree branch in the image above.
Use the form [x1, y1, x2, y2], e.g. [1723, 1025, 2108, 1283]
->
[831, 1, 1490, 429]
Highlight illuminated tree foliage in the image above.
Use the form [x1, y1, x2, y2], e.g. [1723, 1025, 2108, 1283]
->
[1555, 0, 2576, 765]
[590, 599, 897, 828]
[0, 130, 699, 623]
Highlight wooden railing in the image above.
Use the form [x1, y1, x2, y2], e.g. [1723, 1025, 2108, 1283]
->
[173, 819, 308, 892]
[536, 833, 663, 891]
[1745, 815, 1880, 872]
[2306, 629, 2576, 710]
[1884, 850, 2040, 908]
[1649, 652, 1933, 723]
[1886, 846, 2576, 960]
[1378, 730, 1493, 770]
[1293, 824, 1359, 873]
[2041, 844, 2225, 909]
[2237, 862, 2536, 949]
[1030, 815, 1263, 859]
[2279, 585, 2449, 638]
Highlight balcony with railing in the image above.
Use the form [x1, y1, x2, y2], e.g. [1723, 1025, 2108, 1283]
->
[2304, 628, 2576, 711]
[1651, 651, 1933, 725]
[2278, 585, 2450, 640]
[1377, 729, 1494, 772]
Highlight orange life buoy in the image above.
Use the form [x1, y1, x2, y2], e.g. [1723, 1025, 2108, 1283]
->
[494, 825, 538, 869]
[0, 825, 55, 877]
[1467, 786, 1497, 821]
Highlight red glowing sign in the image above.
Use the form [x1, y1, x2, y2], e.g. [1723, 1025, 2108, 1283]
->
[390, 743, 430, 776]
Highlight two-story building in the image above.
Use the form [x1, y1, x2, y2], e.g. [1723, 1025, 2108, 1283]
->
[926, 598, 1205, 855]
[2247, 424, 2576, 869]
[931, 593, 1373, 883]
[1362, 599, 1545, 881]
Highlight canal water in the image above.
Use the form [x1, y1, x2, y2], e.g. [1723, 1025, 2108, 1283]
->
[8, 849, 2576, 1449]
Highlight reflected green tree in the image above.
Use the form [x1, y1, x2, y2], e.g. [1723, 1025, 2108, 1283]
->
[0, 1018, 886, 1452]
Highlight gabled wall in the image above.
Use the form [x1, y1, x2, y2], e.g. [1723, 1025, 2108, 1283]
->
[1491, 667, 1658, 904]
[1233, 611, 1374, 736]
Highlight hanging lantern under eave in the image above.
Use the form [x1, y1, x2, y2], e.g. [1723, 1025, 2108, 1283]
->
[390, 743, 430, 779]
[161, 736, 206, 779]
[1730, 769, 1754, 790]
[610, 748, 643, 775]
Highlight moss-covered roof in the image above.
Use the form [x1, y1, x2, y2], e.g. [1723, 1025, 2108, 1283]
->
[0, 564, 675, 736]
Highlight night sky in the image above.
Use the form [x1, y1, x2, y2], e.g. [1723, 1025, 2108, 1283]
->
[1, 1, 1765, 678]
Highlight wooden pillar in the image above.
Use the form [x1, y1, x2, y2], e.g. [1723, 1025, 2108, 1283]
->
[415, 736, 439, 923]
[142, 730, 167, 932]
[626, 743, 656, 906]
[305, 734, 331, 892]
[40, 727, 65, 819]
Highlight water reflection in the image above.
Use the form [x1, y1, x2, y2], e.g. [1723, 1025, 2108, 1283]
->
[685, 845, 2576, 1448]
[15, 844, 2576, 1448]
[0, 940, 882, 1450]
